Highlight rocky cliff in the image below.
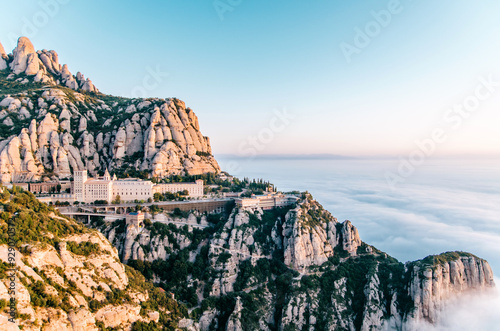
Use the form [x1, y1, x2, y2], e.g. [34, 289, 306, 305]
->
[0, 37, 220, 183]
[404, 253, 495, 325]
[0, 188, 186, 330]
[94, 193, 496, 330]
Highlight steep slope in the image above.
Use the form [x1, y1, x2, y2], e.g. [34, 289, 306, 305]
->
[95, 193, 495, 330]
[0, 37, 220, 183]
[0, 187, 187, 330]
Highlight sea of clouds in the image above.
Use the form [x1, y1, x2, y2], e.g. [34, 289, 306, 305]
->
[406, 279, 500, 330]
[218, 156, 500, 328]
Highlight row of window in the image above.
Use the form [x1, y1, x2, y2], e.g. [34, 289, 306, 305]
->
[113, 192, 151, 196]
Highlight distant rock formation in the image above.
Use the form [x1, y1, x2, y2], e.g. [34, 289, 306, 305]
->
[407, 254, 495, 324]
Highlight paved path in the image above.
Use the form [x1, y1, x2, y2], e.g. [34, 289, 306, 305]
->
[60, 212, 124, 220]
[73, 198, 232, 209]
[59, 210, 210, 228]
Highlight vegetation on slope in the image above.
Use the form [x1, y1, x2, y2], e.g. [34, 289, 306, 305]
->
[0, 186, 188, 329]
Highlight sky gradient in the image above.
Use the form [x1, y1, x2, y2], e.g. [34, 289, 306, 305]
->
[0, 0, 499, 157]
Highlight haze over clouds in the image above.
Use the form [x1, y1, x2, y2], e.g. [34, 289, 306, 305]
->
[217, 157, 500, 274]
[218, 155, 500, 327]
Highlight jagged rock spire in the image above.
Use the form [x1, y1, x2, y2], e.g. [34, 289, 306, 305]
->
[0, 41, 6, 57]
[10, 36, 37, 75]
[0, 41, 6, 70]
[0, 36, 99, 93]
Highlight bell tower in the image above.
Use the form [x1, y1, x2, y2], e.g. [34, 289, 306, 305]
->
[103, 168, 111, 181]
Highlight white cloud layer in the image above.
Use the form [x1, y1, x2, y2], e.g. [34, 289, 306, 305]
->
[218, 156, 500, 326]
[406, 279, 500, 331]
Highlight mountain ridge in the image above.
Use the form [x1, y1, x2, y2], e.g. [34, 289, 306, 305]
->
[0, 37, 220, 183]
[93, 192, 495, 330]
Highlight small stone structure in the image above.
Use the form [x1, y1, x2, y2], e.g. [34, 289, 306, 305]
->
[126, 212, 144, 228]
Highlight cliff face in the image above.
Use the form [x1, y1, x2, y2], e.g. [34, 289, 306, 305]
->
[0, 37, 220, 183]
[94, 193, 496, 331]
[405, 254, 495, 325]
[0, 189, 186, 330]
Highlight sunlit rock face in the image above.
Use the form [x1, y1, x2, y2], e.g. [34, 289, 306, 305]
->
[0, 37, 220, 182]
[95, 192, 496, 331]
[407, 254, 495, 324]
[0, 36, 495, 331]
[8, 36, 98, 92]
[0, 231, 153, 330]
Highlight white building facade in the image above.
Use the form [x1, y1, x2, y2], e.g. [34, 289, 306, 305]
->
[73, 170, 204, 203]
[73, 169, 153, 203]
[73, 170, 87, 202]
[153, 179, 204, 198]
[235, 193, 299, 210]
[112, 178, 153, 202]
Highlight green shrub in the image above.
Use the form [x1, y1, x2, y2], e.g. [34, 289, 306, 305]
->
[66, 241, 101, 256]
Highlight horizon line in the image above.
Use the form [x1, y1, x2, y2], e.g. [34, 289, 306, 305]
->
[215, 153, 500, 160]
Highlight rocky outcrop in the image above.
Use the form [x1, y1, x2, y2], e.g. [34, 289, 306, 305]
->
[225, 296, 243, 331]
[340, 220, 362, 254]
[282, 198, 339, 269]
[0, 190, 185, 329]
[0, 232, 153, 330]
[94, 193, 496, 331]
[0, 41, 8, 71]
[6, 37, 98, 92]
[406, 254, 495, 324]
[0, 38, 220, 182]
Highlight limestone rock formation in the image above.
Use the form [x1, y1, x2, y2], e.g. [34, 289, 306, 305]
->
[0, 231, 154, 330]
[93, 193, 496, 331]
[407, 254, 495, 324]
[6, 36, 98, 92]
[282, 197, 339, 269]
[0, 37, 220, 182]
[0, 41, 7, 71]
[1, 35, 495, 331]
[0, 190, 185, 329]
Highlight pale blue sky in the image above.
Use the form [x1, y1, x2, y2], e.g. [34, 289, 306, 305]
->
[1, 0, 499, 156]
